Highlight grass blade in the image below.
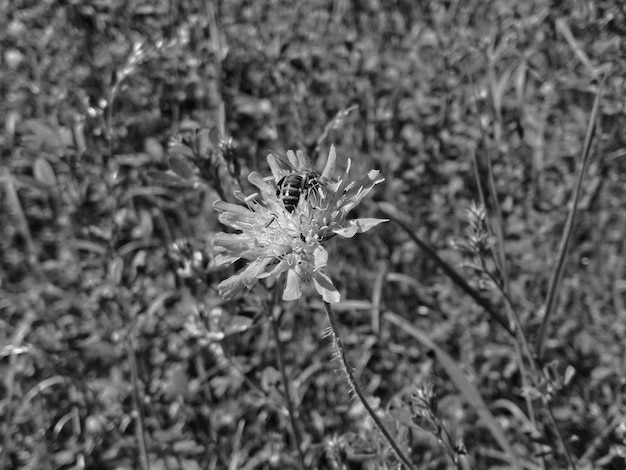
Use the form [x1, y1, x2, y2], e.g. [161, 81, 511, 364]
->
[535, 77, 605, 361]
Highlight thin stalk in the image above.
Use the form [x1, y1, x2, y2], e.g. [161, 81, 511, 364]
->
[469, 52, 511, 303]
[128, 340, 150, 470]
[482, 128, 511, 301]
[467, 69, 545, 468]
[323, 302, 417, 470]
[545, 402, 577, 469]
[512, 341, 544, 470]
[480, 260, 537, 372]
[378, 204, 513, 337]
[535, 78, 604, 361]
[269, 310, 307, 468]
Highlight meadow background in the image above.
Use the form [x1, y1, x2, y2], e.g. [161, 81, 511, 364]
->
[1, 0, 625, 469]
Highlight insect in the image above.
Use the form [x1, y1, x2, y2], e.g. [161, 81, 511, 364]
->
[269, 150, 327, 213]
[275, 171, 320, 213]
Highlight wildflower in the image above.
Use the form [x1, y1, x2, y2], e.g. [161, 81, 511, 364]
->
[212, 145, 387, 303]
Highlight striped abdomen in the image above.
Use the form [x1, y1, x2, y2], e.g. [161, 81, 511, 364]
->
[276, 174, 306, 212]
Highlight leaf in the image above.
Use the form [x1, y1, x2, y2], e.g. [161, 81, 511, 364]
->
[144, 137, 164, 160]
[116, 153, 153, 167]
[77, 337, 120, 360]
[195, 128, 212, 155]
[20, 119, 66, 154]
[224, 316, 253, 335]
[146, 170, 196, 189]
[108, 257, 124, 284]
[173, 442, 204, 455]
[491, 65, 514, 117]
[180, 458, 202, 470]
[33, 157, 57, 187]
[168, 143, 195, 159]
[168, 154, 195, 180]
[13, 174, 55, 194]
[163, 364, 189, 398]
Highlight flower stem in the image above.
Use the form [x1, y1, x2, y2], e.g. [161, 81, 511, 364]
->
[268, 303, 307, 468]
[323, 302, 417, 470]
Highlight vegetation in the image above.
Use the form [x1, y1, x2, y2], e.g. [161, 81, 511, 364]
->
[1, 1, 625, 469]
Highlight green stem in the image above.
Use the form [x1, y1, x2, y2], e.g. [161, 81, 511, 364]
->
[546, 402, 577, 470]
[323, 302, 417, 470]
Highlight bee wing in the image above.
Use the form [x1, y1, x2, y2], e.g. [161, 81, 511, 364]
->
[290, 149, 321, 176]
[267, 152, 295, 181]
[286, 150, 301, 171]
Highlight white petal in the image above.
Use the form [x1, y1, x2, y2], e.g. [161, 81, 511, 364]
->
[333, 218, 388, 238]
[243, 258, 273, 288]
[313, 271, 340, 303]
[213, 200, 249, 214]
[218, 260, 268, 300]
[313, 246, 329, 268]
[248, 172, 274, 193]
[283, 268, 302, 301]
[218, 276, 248, 300]
[267, 153, 289, 181]
[321, 145, 336, 181]
[266, 258, 290, 278]
[214, 254, 239, 265]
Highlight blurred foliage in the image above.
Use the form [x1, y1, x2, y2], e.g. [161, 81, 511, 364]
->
[1, 0, 626, 469]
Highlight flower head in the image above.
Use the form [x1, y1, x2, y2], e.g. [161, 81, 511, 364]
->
[212, 145, 386, 303]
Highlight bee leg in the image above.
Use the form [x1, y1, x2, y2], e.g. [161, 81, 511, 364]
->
[275, 176, 286, 197]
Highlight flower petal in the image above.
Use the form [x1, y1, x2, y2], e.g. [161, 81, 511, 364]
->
[266, 258, 290, 278]
[339, 171, 385, 213]
[217, 258, 272, 300]
[333, 218, 388, 238]
[212, 233, 262, 261]
[213, 200, 249, 214]
[248, 172, 274, 193]
[283, 268, 302, 301]
[268, 153, 290, 182]
[313, 246, 329, 269]
[212, 232, 249, 250]
[214, 202, 264, 230]
[218, 275, 249, 300]
[214, 253, 239, 265]
[312, 271, 340, 303]
[321, 145, 337, 182]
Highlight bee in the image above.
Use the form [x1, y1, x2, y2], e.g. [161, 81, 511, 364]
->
[269, 150, 326, 213]
[276, 172, 320, 213]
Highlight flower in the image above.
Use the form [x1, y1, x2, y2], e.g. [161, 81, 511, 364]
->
[212, 146, 387, 303]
